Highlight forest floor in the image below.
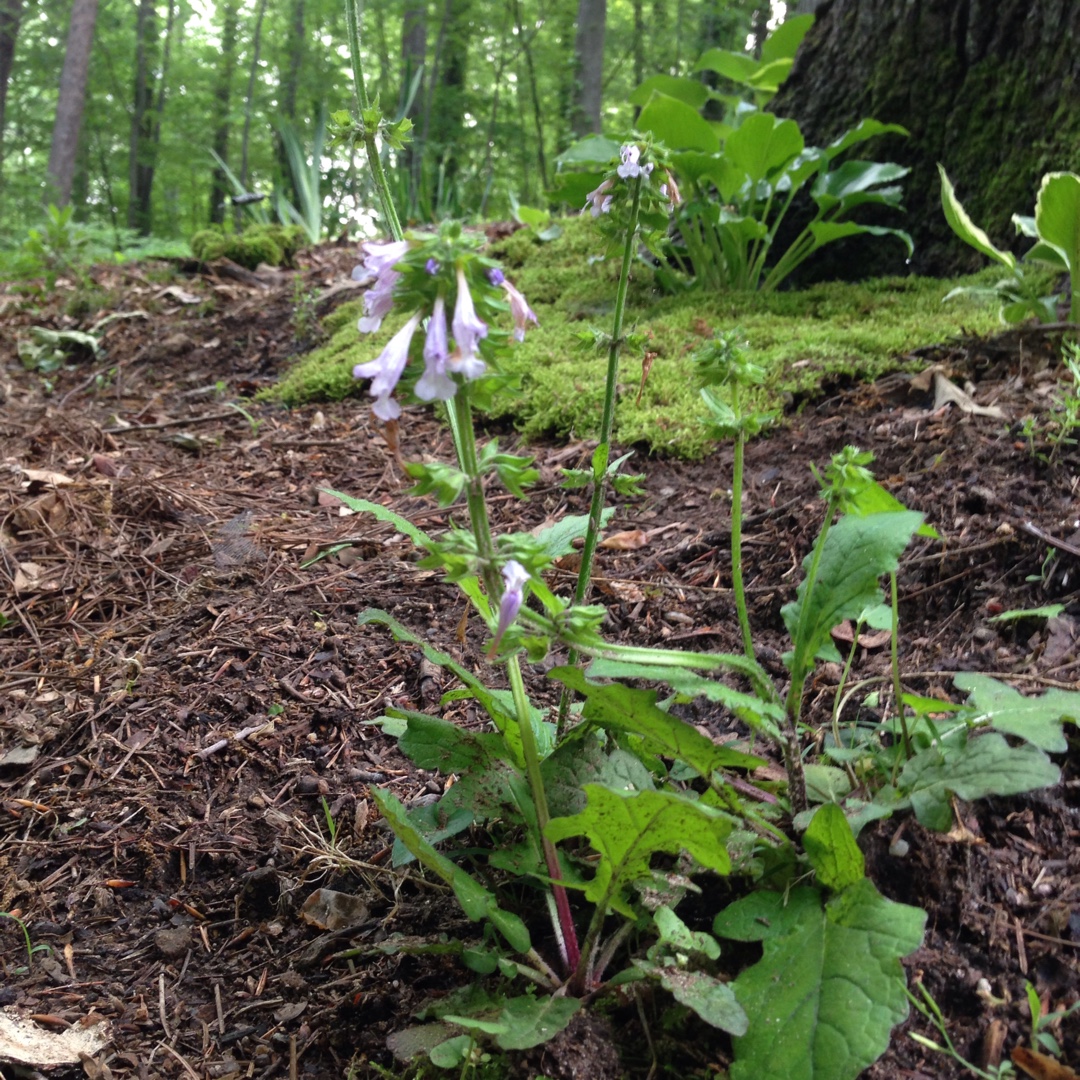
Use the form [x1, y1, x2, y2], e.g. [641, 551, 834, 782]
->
[1, 242, 1079, 1080]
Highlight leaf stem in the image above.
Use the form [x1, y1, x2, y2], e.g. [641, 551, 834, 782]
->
[730, 392, 755, 661]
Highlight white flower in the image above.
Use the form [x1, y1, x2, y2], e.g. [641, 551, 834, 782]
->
[585, 178, 614, 217]
[353, 311, 422, 420]
[618, 144, 642, 179]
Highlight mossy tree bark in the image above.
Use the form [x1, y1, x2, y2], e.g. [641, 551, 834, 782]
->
[771, 0, 1080, 276]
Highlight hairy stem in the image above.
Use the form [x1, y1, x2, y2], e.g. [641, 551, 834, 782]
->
[730, 397, 754, 661]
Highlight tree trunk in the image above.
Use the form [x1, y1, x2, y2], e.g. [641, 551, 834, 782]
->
[45, 0, 99, 207]
[424, 0, 470, 208]
[277, 0, 306, 205]
[238, 0, 268, 200]
[210, 0, 239, 225]
[127, 0, 155, 233]
[512, 0, 547, 190]
[0, 0, 22, 163]
[771, 0, 1080, 276]
[570, 0, 606, 137]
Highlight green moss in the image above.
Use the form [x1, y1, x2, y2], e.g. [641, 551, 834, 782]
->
[190, 223, 307, 270]
[270, 216, 1037, 459]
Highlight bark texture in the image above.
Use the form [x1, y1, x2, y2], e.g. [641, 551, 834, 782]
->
[570, 0, 606, 137]
[0, 0, 22, 156]
[46, 0, 98, 206]
[771, 0, 1080, 276]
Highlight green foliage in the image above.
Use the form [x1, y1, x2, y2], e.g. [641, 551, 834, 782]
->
[190, 223, 306, 270]
[939, 165, 1080, 323]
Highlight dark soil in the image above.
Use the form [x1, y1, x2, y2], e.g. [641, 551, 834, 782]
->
[1, 249, 1078, 1080]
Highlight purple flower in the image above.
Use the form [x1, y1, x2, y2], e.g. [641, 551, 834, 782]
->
[425, 258, 441, 275]
[501, 279, 538, 342]
[448, 267, 487, 380]
[487, 267, 506, 286]
[489, 560, 531, 653]
[617, 144, 642, 179]
[415, 295, 457, 402]
[356, 239, 410, 334]
[353, 311, 422, 421]
[585, 178, 614, 217]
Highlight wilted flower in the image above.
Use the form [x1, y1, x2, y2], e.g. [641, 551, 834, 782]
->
[356, 239, 410, 333]
[415, 295, 456, 402]
[448, 267, 488, 379]
[489, 560, 531, 653]
[585, 178, 614, 217]
[660, 170, 682, 208]
[502, 280, 538, 342]
[353, 311, 422, 420]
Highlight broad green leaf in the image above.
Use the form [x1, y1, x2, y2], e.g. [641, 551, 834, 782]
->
[938, 164, 1016, 269]
[637, 91, 720, 153]
[899, 734, 1060, 830]
[321, 491, 431, 548]
[782, 511, 923, 667]
[713, 886, 822, 942]
[654, 904, 720, 959]
[372, 788, 531, 953]
[760, 13, 815, 63]
[1024, 239, 1070, 270]
[952, 673, 1079, 753]
[839, 477, 939, 539]
[440, 1015, 509, 1035]
[550, 667, 765, 777]
[807, 221, 914, 257]
[428, 1034, 472, 1067]
[670, 150, 726, 188]
[824, 119, 908, 160]
[803, 803, 864, 891]
[727, 880, 925, 1080]
[812, 160, 909, 199]
[546, 786, 733, 913]
[745, 57, 794, 93]
[1034, 171, 1080, 272]
[386, 1023, 459, 1063]
[630, 74, 710, 110]
[585, 658, 784, 739]
[725, 112, 803, 185]
[397, 710, 513, 772]
[635, 959, 748, 1035]
[547, 171, 604, 207]
[555, 135, 621, 167]
[803, 763, 853, 804]
[533, 510, 614, 559]
[541, 735, 655, 819]
[494, 995, 580, 1051]
[693, 47, 759, 83]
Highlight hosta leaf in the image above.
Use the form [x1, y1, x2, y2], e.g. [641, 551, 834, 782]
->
[637, 91, 720, 153]
[938, 164, 1016, 269]
[725, 112, 804, 184]
[899, 733, 1060, 830]
[723, 879, 925, 1080]
[546, 786, 732, 914]
[1034, 171, 1080, 273]
[955, 672, 1080, 753]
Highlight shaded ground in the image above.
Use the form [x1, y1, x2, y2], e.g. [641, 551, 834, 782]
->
[1, 247, 1078, 1080]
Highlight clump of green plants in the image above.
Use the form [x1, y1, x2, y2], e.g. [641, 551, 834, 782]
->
[190, 222, 306, 270]
[1019, 339, 1080, 463]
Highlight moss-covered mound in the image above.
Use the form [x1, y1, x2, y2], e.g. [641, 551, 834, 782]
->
[272, 215, 1020, 458]
[191, 223, 307, 270]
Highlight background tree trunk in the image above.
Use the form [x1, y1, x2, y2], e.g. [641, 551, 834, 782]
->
[45, 0, 98, 206]
[570, 0, 605, 137]
[127, 0, 156, 233]
[238, 0, 268, 210]
[771, 0, 1080, 276]
[209, 0, 239, 225]
[400, 0, 426, 203]
[0, 0, 22, 164]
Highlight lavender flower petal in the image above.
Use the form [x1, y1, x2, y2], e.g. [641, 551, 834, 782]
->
[416, 295, 457, 402]
[353, 311, 422, 418]
[489, 560, 531, 652]
[449, 266, 488, 375]
[502, 280, 538, 342]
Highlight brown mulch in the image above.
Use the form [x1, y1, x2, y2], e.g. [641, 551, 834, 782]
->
[1, 249, 1078, 1080]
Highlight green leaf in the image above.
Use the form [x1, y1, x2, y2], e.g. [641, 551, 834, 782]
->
[824, 119, 908, 160]
[1034, 171, 1080, 273]
[813, 160, 909, 199]
[725, 112, 804, 185]
[323, 491, 432, 548]
[938, 164, 1016, 269]
[555, 135, 622, 168]
[760, 13, 815, 63]
[635, 958, 748, 1035]
[654, 904, 720, 959]
[630, 75, 711, 110]
[807, 221, 914, 258]
[952, 673, 1079, 753]
[546, 786, 733, 913]
[693, 47, 760, 83]
[541, 734, 655, 819]
[899, 733, 1060, 830]
[371, 787, 531, 953]
[713, 886, 822, 942]
[551, 666, 766, 777]
[494, 995, 580, 1051]
[428, 1034, 472, 1068]
[782, 511, 922, 667]
[989, 604, 1065, 622]
[533, 509, 614, 559]
[725, 880, 925, 1080]
[637, 91, 720, 153]
[803, 803, 864, 891]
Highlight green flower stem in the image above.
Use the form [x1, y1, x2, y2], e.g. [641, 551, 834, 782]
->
[448, 392, 500, 598]
[343, 0, 404, 243]
[730, 395, 754, 661]
[507, 655, 581, 972]
[558, 175, 643, 733]
[890, 571, 911, 758]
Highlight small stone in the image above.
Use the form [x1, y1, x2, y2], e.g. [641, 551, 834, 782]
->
[154, 927, 191, 960]
[295, 774, 328, 795]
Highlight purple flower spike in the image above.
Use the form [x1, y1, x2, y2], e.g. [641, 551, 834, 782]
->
[357, 239, 410, 334]
[416, 295, 457, 402]
[502, 279, 538, 342]
[353, 311, 422, 421]
[618, 143, 643, 179]
[448, 267, 488, 380]
[425, 258, 441, 275]
[585, 178, 614, 217]
[487, 267, 506, 286]
[489, 560, 531, 654]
